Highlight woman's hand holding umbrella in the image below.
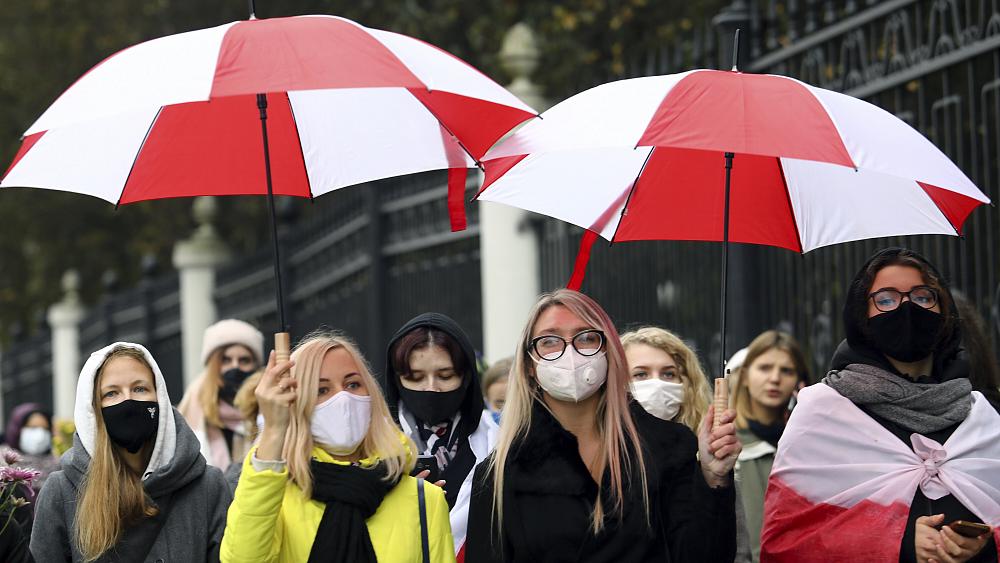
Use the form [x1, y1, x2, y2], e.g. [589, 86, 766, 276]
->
[255, 350, 297, 461]
[697, 404, 740, 488]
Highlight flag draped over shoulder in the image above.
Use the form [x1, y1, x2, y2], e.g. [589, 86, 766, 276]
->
[760, 383, 1000, 562]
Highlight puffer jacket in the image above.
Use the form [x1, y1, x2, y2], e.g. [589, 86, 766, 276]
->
[221, 445, 456, 563]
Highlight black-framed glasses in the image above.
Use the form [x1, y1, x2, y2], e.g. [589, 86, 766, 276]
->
[529, 329, 606, 361]
[868, 285, 938, 313]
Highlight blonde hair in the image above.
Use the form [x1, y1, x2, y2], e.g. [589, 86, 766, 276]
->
[282, 332, 416, 497]
[488, 289, 649, 534]
[732, 330, 809, 428]
[75, 346, 159, 562]
[620, 327, 711, 432]
[197, 349, 225, 428]
[233, 370, 264, 441]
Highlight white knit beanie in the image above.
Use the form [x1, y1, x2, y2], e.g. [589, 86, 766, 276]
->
[201, 319, 264, 366]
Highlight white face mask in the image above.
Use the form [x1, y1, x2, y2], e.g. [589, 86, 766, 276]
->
[533, 349, 608, 403]
[631, 379, 685, 421]
[19, 427, 52, 455]
[311, 391, 372, 454]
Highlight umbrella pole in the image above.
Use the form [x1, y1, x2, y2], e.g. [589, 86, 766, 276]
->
[257, 93, 291, 362]
[719, 152, 734, 378]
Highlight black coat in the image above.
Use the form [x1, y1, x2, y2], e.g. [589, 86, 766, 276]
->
[465, 399, 736, 563]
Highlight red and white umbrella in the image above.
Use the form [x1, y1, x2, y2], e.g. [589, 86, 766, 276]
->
[1, 14, 536, 347]
[474, 68, 989, 368]
[3, 16, 535, 210]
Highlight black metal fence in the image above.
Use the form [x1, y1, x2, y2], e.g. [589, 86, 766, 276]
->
[4, 0, 998, 413]
[540, 0, 1000, 379]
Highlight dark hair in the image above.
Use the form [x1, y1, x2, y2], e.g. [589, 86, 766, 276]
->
[951, 291, 1000, 407]
[390, 327, 468, 379]
[846, 248, 958, 351]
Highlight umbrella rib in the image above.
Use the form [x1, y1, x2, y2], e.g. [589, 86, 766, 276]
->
[776, 157, 805, 253]
[609, 146, 655, 246]
[411, 90, 484, 174]
[283, 93, 315, 201]
[116, 106, 163, 210]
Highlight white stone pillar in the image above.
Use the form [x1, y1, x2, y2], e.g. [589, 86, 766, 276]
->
[172, 197, 230, 388]
[480, 23, 551, 362]
[47, 270, 85, 420]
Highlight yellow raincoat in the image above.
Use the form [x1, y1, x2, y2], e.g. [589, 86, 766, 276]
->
[221, 446, 455, 563]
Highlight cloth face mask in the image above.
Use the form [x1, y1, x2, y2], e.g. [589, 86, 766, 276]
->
[19, 426, 52, 455]
[102, 400, 159, 453]
[631, 379, 685, 421]
[867, 301, 943, 362]
[534, 349, 608, 403]
[220, 367, 255, 405]
[312, 391, 372, 454]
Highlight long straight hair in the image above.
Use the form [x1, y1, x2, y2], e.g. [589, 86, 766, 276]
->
[197, 349, 225, 428]
[732, 330, 809, 428]
[620, 326, 711, 432]
[488, 289, 649, 533]
[75, 346, 159, 562]
[283, 332, 416, 497]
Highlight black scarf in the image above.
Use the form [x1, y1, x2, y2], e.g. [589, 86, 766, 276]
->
[306, 460, 396, 563]
[746, 418, 785, 448]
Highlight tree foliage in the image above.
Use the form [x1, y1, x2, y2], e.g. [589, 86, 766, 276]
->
[0, 0, 724, 339]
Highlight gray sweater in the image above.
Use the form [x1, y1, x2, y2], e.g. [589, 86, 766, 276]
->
[30, 408, 231, 563]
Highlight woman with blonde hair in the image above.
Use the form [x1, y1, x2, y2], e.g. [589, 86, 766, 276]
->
[620, 327, 711, 431]
[622, 326, 752, 563]
[729, 330, 809, 562]
[31, 342, 230, 562]
[179, 319, 264, 469]
[465, 290, 738, 562]
[221, 331, 455, 563]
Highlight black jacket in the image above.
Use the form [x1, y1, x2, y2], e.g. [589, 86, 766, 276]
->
[831, 247, 996, 563]
[465, 400, 736, 563]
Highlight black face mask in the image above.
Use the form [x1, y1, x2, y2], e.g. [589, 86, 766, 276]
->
[398, 386, 466, 425]
[220, 367, 255, 405]
[867, 301, 944, 363]
[102, 400, 159, 453]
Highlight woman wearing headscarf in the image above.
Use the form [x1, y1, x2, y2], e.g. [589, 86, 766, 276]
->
[30, 342, 231, 562]
[1, 403, 59, 492]
[383, 313, 497, 559]
[179, 319, 264, 469]
[221, 332, 455, 563]
[761, 248, 1000, 563]
[466, 290, 739, 562]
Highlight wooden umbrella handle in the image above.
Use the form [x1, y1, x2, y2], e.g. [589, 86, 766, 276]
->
[713, 377, 729, 429]
[275, 332, 291, 364]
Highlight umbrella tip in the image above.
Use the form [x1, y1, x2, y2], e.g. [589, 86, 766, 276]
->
[248, 0, 257, 19]
[731, 28, 741, 72]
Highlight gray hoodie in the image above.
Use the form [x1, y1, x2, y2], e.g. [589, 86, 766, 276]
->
[30, 342, 231, 563]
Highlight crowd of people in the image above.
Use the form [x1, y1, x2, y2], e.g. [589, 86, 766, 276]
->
[0, 247, 998, 562]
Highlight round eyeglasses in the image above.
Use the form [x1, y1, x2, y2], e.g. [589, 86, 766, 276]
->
[868, 285, 938, 313]
[529, 329, 606, 361]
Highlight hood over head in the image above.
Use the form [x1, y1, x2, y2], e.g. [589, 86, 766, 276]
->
[5, 402, 50, 452]
[832, 247, 965, 380]
[74, 342, 177, 478]
[383, 313, 484, 433]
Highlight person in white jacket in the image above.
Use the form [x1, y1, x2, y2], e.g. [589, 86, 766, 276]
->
[383, 312, 497, 559]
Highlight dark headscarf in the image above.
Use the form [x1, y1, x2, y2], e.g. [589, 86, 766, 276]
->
[830, 247, 966, 382]
[5, 403, 51, 454]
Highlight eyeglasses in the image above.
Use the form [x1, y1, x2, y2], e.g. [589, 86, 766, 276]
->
[529, 329, 606, 361]
[868, 285, 939, 313]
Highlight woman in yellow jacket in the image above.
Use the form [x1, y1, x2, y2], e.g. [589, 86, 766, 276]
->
[221, 332, 456, 563]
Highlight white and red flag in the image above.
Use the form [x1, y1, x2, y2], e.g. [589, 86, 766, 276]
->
[761, 383, 1000, 562]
